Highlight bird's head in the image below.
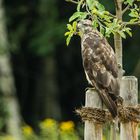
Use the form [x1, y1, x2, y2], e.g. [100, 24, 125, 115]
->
[77, 19, 93, 35]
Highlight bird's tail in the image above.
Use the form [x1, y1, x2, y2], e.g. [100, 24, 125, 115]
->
[91, 80, 118, 118]
[98, 90, 117, 118]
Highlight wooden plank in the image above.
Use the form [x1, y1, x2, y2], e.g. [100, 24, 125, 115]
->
[120, 76, 138, 140]
[84, 89, 103, 140]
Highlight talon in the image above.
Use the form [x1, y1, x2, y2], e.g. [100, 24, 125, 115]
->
[117, 96, 123, 105]
[118, 63, 122, 69]
[122, 69, 125, 75]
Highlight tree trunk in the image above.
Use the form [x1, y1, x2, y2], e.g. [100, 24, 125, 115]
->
[0, 0, 22, 139]
[32, 55, 61, 122]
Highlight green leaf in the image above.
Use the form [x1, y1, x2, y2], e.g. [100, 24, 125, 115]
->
[126, 0, 133, 5]
[87, 0, 105, 11]
[69, 12, 88, 22]
[96, 3, 105, 11]
[92, 20, 98, 28]
[92, 8, 98, 14]
[65, 21, 78, 46]
[67, 24, 72, 31]
[118, 31, 126, 38]
[130, 18, 138, 22]
[97, 11, 104, 18]
[129, 9, 139, 18]
[79, 12, 88, 20]
[64, 32, 70, 36]
[106, 15, 113, 21]
[86, 0, 95, 10]
[66, 35, 72, 46]
[125, 27, 132, 37]
[104, 22, 110, 27]
[123, 0, 134, 5]
[100, 25, 105, 35]
[72, 21, 77, 32]
[69, 12, 81, 22]
[105, 27, 112, 37]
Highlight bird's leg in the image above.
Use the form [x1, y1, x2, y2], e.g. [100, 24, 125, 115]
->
[116, 96, 123, 106]
[113, 117, 119, 131]
[118, 63, 125, 76]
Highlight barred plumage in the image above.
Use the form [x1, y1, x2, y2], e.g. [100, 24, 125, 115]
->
[78, 20, 120, 118]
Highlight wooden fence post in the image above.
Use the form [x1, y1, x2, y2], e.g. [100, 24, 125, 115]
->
[85, 89, 103, 140]
[120, 76, 138, 140]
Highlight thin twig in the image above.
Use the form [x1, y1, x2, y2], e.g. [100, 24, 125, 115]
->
[123, 21, 140, 26]
[122, 4, 130, 15]
[85, 3, 94, 21]
[65, 0, 78, 4]
[108, 13, 116, 18]
[114, 0, 123, 73]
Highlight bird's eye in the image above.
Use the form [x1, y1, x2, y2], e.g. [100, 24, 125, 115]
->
[83, 23, 92, 27]
[83, 23, 88, 26]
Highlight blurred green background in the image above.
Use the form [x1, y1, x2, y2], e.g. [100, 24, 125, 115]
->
[0, 0, 140, 139]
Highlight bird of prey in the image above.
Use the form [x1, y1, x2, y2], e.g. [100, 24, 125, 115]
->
[77, 20, 120, 118]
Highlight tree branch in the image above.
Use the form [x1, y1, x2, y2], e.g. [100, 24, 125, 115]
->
[122, 5, 130, 15]
[108, 13, 116, 18]
[114, 0, 123, 77]
[123, 21, 140, 26]
[65, 0, 78, 4]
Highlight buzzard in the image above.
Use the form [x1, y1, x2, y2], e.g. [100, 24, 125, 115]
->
[77, 20, 120, 118]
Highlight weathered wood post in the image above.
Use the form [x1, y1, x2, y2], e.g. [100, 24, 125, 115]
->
[84, 89, 103, 140]
[120, 76, 138, 140]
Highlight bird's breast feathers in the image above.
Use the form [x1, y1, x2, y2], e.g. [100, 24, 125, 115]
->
[80, 26, 120, 117]
[81, 30, 119, 93]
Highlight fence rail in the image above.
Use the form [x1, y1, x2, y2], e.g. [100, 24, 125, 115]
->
[84, 76, 138, 140]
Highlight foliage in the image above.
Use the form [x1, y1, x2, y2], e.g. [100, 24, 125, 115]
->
[0, 135, 15, 140]
[5, 0, 65, 56]
[65, 0, 140, 45]
[29, 0, 65, 55]
[1, 118, 140, 140]
[65, 21, 78, 46]
[22, 125, 38, 140]
[0, 119, 81, 140]
[39, 118, 59, 140]
[29, 0, 64, 56]
[39, 119, 80, 140]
